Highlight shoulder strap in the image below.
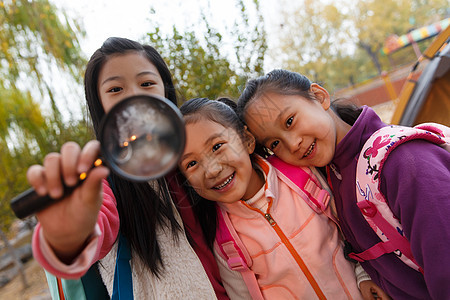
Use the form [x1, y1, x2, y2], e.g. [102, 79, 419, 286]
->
[112, 233, 133, 300]
[352, 123, 449, 273]
[267, 155, 340, 228]
[105, 176, 134, 300]
[267, 155, 331, 213]
[414, 122, 450, 151]
[81, 263, 110, 299]
[215, 206, 264, 300]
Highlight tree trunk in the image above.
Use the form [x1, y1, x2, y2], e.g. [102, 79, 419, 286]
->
[0, 229, 28, 288]
[359, 41, 382, 75]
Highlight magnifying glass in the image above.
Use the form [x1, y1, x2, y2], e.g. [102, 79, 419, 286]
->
[10, 94, 185, 219]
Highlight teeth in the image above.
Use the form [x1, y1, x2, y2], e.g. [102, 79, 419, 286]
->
[214, 174, 234, 189]
[303, 140, 316, 158]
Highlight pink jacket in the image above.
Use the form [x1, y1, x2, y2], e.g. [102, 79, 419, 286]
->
[218, 156, 363, 299]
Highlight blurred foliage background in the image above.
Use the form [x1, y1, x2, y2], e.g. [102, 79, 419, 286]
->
[0, 0, 448, 231]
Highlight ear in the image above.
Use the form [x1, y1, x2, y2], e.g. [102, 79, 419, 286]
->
[243, 126, 256, 154]
[310, 83, 331, 110]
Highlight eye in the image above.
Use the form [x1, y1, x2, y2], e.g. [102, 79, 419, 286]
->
[286, 116, 293, 128]
[141, 81, 155, 87]
[212, 143, 223, 152]
[107, 87, 122, 93]
[270, 140, 279, 150]
[186, 161, 197, 169]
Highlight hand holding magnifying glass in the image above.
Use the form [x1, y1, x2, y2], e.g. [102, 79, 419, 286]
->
[10, 95, 186, 219]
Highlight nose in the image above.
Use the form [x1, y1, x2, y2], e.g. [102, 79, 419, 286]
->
[285, 133, 302, 154]
[123, 86, 142, 99]
[204, 159, 223, 179]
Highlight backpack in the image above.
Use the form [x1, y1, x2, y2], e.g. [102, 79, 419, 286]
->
[214, 155, 336, 300]
[348, 122, 450, 273]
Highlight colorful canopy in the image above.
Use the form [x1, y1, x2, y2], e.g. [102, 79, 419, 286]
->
[381, 18, 450, 55]
[391, 26, 450, 127]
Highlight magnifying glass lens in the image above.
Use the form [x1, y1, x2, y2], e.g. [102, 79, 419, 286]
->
[100, 95, 185, 181]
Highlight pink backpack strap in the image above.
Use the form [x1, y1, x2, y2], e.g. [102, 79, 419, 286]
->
[415, 122, 450, 151]
[267, 155, 340, 228]
[267, 156, 331, 213]
[353, 123, 450, 273]
[215, 206, 264, 300]
[347, 199, 419, 270]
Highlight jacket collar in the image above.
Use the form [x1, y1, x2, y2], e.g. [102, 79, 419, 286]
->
[333, 106, 386, 171]
[218, 155, 279, 218]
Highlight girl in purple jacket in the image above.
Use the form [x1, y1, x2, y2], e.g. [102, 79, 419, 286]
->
[237, 69, 450, 300]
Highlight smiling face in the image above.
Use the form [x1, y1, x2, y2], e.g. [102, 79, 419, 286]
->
[244, 86, 350, 167]
[97, 51, 166, 113]
[179, 118, 263, 203]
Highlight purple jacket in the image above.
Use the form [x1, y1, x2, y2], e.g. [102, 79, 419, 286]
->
[329, 106, 450, 299]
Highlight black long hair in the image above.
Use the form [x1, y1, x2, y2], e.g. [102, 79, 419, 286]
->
[178, 97, 251, 250]
[84, 37, 180, 276]
[238, 69, 362, 126]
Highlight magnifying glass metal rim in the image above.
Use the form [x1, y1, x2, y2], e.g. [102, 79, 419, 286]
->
[98, 94, 186, 182]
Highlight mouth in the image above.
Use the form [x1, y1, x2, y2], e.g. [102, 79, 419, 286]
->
[212, 173, 235, 190]
[303, 140, 316, 158]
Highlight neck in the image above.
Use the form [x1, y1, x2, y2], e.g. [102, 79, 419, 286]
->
[242, 167, 265, 200]
[331, 110, 352, 145]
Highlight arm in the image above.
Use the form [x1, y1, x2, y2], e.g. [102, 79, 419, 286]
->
[213, 245, 253, 300]
[381, 140, 450, 299]
[29, 141, 119, 279]
[356, 261, 391, 300]
[32, 180, 119, 279]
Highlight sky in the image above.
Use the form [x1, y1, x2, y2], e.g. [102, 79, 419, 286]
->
[56, 0, 277, 58]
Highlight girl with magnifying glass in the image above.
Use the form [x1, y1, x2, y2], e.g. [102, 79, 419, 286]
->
[27, 37, 232, 299]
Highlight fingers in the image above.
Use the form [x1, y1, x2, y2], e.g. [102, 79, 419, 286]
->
[371, 286, 392, 300]
[80, 165, 110, 205]
[78, 140, 102, 174]
[61, 142, 81, 187]
[78, 140, 109, 200]
[27, 165, 47, 196]
[26, 141, 106, 200]
[43, 152, 64, 199]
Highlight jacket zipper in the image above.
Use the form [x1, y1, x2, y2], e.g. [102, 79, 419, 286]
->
[263, 212, 327, 300]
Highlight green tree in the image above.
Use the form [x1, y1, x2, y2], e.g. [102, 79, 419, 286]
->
[273, 0, 448, 90]
[273, 0, 360, 91]
[352, 0, 448, 74]
[0, 0, 89, 230]
[145, 0, 267, 102]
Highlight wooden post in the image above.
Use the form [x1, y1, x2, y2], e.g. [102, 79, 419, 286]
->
[381, 71, 398, 101]
[411, 41, 422, 59]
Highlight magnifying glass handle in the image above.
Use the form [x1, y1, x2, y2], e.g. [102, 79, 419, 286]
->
[10, 185, 78, 219]
[10, 159, 103, 219]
